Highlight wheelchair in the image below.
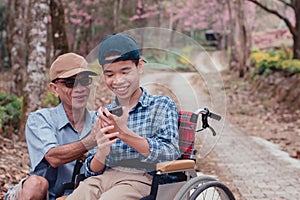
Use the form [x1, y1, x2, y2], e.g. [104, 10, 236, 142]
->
[57, 108, 235, 200]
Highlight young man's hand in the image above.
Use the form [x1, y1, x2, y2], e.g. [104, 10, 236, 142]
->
[99, 106, 129, 138]
[95, 125, 118, 158]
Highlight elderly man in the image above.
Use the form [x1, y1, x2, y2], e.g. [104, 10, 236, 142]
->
[6, 53, 98, 200]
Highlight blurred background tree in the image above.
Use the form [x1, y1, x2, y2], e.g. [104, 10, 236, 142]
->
[50, 0, 70, 58]
[248, 0, 300, 59]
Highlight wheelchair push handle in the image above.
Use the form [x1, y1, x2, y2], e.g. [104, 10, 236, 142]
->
[198, 108, 221, 121]
[195, 108, 221, 136]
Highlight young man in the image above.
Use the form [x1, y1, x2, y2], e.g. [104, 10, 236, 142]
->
[66, 34, 180, 199]
[6, 53, 98, 200]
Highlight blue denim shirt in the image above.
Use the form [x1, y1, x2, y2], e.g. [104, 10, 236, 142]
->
[25, 103, 95, 199]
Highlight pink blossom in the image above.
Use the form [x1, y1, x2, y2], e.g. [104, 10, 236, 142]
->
[69, 17, 82, 25]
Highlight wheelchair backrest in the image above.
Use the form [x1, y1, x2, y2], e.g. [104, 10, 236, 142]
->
[178, 111, 198, 159]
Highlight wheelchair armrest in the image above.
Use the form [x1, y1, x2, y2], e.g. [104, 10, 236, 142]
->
[56, 196, 68, 200]
[156, 159, 195, 173]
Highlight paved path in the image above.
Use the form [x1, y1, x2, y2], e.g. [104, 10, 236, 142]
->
[142, 70, 300, 200]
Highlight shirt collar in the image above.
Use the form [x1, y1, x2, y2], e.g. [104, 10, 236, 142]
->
[57, 103, 70, 130]
[56, 103, 93, 135]
[137, 87, 151, 107]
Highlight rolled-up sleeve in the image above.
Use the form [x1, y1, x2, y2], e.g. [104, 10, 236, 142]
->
[84, 150, 107, 177]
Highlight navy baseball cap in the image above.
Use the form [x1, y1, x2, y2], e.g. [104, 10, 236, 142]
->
[98, 33, 141, 65]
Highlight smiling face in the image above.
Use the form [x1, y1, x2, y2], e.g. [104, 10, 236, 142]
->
[50, 73, 92, 112]
[103, 59, 143, 106]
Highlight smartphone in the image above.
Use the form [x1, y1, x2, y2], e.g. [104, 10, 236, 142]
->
[103, 106, 123, 117]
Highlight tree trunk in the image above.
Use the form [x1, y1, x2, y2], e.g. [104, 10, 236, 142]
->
[20, 0, 49, 140]
[238, 0, 251, 77]
[293, 34, 300, 59]
[113, 0, 123, 32]
[231, 0, 251, 77]
[0, 4, 7, 70]
[6, 0, 28, 96]
[225, 0, 237, 70]
[50, 0, 69, 58]
[293, 0, 300, 59]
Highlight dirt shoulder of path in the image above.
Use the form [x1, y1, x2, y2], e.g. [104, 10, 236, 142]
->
[221, 71, 300, 160]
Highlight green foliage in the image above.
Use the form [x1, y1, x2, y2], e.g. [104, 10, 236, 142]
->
[143, 47, 196, 71]
[251, 48, 299, 75]
[0, 92, 22, 135]
[42, 91, 60, 107]
[0, 91, 60, 136]
[281, 59, 300, 74]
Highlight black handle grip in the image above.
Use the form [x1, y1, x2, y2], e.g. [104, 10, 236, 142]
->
[208, 112, 221, 121]
[197, 108, 221, 121]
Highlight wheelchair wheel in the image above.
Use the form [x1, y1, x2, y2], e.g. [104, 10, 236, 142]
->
[189, 181, 235, 200]
[173, 176, 217, 200]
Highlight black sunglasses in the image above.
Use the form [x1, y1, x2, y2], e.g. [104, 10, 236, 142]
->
[53, 77, 92, 88]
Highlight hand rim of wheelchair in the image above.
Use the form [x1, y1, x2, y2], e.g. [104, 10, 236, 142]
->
[190, 180, 236, 200]
[173, 178, 235, 200]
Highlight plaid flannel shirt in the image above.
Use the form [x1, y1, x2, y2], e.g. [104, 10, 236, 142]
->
[85, 88, 180, 176]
